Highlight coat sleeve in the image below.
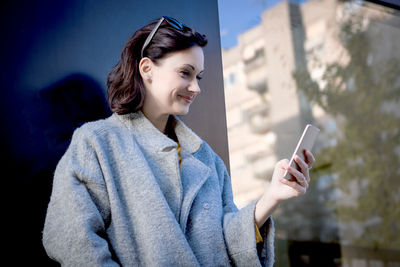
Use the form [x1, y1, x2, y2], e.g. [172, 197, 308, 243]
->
[214, 155, 275, 267]
[42, 127, 120, 267]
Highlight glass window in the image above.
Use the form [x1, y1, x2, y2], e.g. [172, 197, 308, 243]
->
[219, 0, 400, 265]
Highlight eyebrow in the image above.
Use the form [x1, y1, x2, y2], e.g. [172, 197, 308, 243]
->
[183, 64, 204, 74]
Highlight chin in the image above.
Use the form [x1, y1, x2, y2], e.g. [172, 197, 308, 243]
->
[173, 106, 190, 116]
[176, 109, 189, 116]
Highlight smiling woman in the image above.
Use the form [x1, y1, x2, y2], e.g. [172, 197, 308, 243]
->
[42, 15, 315, 267]
[139, 46, 204, 130]
[106, 16, 207, 118]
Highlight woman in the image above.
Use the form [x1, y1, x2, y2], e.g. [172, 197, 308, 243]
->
[43, 16, 315, 266]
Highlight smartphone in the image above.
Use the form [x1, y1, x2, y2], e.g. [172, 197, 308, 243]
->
[283, 124, 320, 180]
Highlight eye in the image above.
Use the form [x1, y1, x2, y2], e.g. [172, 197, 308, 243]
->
[180, 70, 190, 77]
[196, 76, 203, 81]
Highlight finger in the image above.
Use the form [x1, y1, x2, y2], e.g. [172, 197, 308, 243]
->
[303, 149, 315, 167]
[279, 177, 306, 195]
[286, 165, 309, 188]
[294, 155, 310, 183]
[294, 155, 308, 172]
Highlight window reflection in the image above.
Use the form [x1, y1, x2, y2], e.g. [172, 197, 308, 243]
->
[221, 0, 400, 266]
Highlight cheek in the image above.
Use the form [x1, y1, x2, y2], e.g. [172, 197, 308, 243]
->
[153, 84, 179, 104]
[155, 72, 174, 88]
[163, 81, 184, 97]
[153, 72, 186, 100]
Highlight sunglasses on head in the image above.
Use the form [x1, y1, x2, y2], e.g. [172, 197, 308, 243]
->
[141, 16, 190, 58]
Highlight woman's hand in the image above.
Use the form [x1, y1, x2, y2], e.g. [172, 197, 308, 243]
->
[267, 149, 315, 203]
[254, 149, 315, 228]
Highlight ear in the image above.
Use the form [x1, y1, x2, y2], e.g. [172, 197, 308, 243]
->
[139, 57, 153, 81]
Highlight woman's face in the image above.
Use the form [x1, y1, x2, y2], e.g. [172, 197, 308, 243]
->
[142, 45, 204, 116]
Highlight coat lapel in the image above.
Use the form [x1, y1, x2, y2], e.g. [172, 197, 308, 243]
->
[114, 111, 212, 233]
[173, 115, 212, 233]
[179, 150, 211, 234]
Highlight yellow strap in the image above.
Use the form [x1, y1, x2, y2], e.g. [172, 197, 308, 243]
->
[254, 221, 264, 244]
[177, 143, 182, 167]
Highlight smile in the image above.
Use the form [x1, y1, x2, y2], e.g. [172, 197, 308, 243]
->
[178, 95, 193, 103]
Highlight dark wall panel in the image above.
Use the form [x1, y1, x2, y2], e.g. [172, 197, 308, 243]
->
[1, 0, 228, 265]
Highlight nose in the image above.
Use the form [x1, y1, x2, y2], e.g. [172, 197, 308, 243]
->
[189, 79, 201, 95]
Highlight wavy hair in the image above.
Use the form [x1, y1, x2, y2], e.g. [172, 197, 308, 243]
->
[107, 18, 208, 115]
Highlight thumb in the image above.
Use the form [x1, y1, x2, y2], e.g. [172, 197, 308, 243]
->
[276, 159, 290, 170]
[272, 159, 290, 180]
[268, 159, 290, 197]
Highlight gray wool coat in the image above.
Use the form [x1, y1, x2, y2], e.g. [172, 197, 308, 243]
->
[42, 111, 275, 267]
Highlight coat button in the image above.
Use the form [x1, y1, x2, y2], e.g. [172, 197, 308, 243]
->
[203, 203, 210, 210]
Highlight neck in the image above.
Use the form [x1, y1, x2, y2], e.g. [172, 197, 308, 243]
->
[141, 108, 169, 134]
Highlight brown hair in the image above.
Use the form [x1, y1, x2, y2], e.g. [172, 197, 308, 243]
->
[107, 18, 208, 115]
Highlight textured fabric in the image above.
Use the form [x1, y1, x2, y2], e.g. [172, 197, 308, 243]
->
[42, 111, 275, 266]
[179, 142, 262, 244]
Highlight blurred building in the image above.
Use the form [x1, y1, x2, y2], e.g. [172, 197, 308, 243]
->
[222, 0, 335, 207]
[221, 0, 399, 207]
[222, 0, 400, 265]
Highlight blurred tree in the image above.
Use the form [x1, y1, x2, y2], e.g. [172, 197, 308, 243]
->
[292, 10, 400, 249]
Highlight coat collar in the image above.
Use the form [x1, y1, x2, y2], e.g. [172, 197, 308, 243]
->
[113, 111, 203, 154]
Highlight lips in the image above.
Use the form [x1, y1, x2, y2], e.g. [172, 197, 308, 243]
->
[178, 94, 194, 103]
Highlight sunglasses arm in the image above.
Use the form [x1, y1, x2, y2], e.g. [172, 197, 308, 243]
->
[141, 17, 165, 58]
